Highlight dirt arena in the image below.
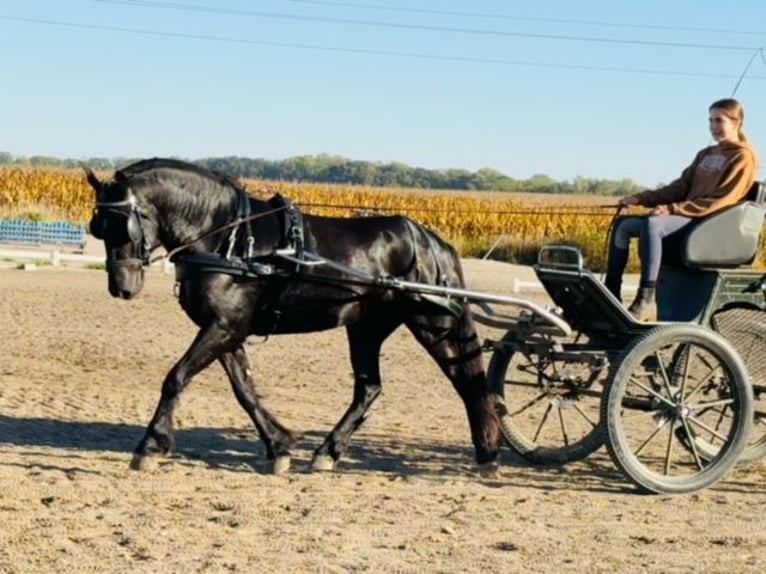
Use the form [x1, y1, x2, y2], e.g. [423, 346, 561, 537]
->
[1, 255, 765, 573]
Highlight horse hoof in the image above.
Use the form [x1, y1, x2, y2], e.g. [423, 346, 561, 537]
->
[311, 454, 336, 472]
[271, 455, 291, 475]
[476, 460, 499, 477]
[129, 453, 159, 471]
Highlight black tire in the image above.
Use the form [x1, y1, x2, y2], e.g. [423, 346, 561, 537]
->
[603, 324, 753, 494]
[487, 330, 606, 464]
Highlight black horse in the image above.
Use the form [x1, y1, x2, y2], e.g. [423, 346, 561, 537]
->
[85, 158, 502, 473]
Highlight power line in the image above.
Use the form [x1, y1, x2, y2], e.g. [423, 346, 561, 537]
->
[731, 49, 763, 96]
[283, 0, 766, 38]
[2, 13, 765, 80]
[96, 0, 760, 52]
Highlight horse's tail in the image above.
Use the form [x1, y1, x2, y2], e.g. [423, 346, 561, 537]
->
[400, 216, 487, 376]
[400, 217, 502, 464]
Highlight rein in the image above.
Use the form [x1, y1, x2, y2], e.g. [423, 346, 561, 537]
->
[156, 199, 623, 266]
[296, 201, 621, 217]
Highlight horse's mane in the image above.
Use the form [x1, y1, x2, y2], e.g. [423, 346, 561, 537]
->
[116, 157, 244, 191]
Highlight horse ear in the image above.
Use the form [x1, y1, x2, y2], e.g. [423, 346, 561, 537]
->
[115, 171, 129, 186]
[84, 168, 101, 195]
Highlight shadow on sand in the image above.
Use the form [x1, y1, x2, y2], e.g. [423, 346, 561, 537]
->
[0, 414, 630, 493]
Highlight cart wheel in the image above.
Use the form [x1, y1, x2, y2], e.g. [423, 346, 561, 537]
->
[602, 324, 753, 494]
[707, 306, 766, 463]
[748, 404, 766, 461]
[671, 342, 766, 464]
[675, 413, 766, 464]
[487, 330, 606, 464]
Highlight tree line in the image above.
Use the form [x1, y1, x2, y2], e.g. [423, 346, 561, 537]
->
[0, 151, 645, 196]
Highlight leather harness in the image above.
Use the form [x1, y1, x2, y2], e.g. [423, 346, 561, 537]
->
[174, 190, 305, 283]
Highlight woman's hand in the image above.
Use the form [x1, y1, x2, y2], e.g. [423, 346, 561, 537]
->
[618, 195, 640, 206]
[650, 205, 670, 216]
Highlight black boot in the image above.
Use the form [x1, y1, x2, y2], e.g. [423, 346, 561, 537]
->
[628, 286, 657, 322]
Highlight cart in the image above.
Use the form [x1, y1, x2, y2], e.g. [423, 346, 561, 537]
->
[482, 186, 766, 494]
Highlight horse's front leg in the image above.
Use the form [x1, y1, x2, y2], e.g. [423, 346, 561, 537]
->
[311, 317, 400, 471]
[218, 347, 299, 474]
[131, 324, 237, 470]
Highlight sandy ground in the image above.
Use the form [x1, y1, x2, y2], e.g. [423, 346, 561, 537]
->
[1, 255, 765, 574]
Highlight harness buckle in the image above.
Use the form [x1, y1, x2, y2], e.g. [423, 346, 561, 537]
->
[225, 228, 238, 260]
[250, 262, 275, 275]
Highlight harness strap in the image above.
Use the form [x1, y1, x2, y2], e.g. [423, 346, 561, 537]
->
[268, 194, 305, 266]
[174, 253, 286, 283]
[226, 189, 254, 260]
[178, 193, 306, 334]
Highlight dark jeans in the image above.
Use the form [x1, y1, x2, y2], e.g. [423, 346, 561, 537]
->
[606, 214, 694, 286]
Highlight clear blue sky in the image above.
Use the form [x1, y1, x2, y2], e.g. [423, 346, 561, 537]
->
[3, 0, 766, 187]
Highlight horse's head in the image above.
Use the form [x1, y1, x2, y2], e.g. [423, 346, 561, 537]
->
[85, 168, 154, 300]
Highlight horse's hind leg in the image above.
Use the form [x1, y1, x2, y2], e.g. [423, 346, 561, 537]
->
[132, 324, 238, 470]
[311, 316, 401, 471]
[219, 347, 298, 474]
[405, 309, 501, 465]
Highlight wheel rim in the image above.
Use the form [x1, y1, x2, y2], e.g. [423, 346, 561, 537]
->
[608, 325, 752, 491]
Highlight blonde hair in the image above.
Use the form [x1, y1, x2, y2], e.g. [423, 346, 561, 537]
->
[710, 98, 747, 142]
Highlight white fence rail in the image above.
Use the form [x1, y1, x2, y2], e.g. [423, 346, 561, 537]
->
[0, 247, 173, 273]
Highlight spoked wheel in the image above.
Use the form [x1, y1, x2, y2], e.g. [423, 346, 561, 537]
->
[487, 331, 608, 464]
[674, 401, 766, 464]
[671, 345, 766, 464]
[674, 306, 766, 463]
[706, 306, 766, 463]
[603, 324, 753, 494]
[750, 397, 766, 460]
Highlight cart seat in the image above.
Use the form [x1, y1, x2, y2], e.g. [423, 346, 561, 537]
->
[662, 180, 765, 268]
[657, 181, 765, 322]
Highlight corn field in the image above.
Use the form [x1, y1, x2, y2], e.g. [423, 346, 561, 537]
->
[1, 166, 760, 270]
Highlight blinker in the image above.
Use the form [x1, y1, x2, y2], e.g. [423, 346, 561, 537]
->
[92, 192, 143, 244]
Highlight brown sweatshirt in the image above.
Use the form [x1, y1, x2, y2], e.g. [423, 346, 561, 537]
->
[634, 140, 758, 217]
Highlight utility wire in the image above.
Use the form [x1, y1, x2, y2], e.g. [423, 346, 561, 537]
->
[97, 0, 760, 53]
[731, 48, 763, 96]
[282, 0, 766, 37]
[3, 14, 766, 80]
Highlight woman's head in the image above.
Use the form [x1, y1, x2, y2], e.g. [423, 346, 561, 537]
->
[709, 98, 747, 143]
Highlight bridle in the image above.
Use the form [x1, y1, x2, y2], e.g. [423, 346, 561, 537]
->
[92, 184, 297, 270]
[91, 187, 152, 267]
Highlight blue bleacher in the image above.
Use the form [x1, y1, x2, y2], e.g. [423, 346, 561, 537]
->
[0, 219, 86, 249]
